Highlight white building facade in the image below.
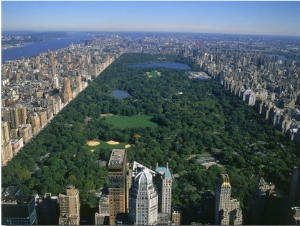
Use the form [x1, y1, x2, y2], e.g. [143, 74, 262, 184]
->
[129, 169, 158, 225]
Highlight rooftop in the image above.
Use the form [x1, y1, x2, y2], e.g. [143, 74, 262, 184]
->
[155, 166, 172, 179]
[108, 149, 125, 167]
[132, 161, 156, 177]
[2, 196, 34, 205]
[1, 185, 20, 198]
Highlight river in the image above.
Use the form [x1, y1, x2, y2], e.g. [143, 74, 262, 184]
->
[2, 36, 87, 63]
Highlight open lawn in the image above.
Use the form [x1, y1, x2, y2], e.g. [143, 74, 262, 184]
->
[146, 70, 161, 78]
[105, 115, 157, 129]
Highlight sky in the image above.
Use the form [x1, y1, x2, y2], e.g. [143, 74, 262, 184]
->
[2, 1, 300, 36]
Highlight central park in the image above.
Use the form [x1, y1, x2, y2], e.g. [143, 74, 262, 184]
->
[2, 53, 300, 224]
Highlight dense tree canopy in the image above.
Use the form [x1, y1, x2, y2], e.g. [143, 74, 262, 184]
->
[2, 53, 300, 223]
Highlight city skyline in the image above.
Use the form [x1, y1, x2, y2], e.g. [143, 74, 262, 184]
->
[2, 1, 300, 37]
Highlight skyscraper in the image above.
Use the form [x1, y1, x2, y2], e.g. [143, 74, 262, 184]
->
[95, 189, 110, 225]
[155, 163, 172, 215]
[128, 169, 158, 225]
[63, 77, 73, 103]
[2, 195, 38, 225]
[76, 74, 82, 93]
[1, 121, 13, 166]
[250, 177, 275, 224]
[107, 149, 127, 225]
[2, 107, 19, 128]
[16, 105, 27, 125]
[214, 174, 243, 225]
[36, 193, 59, 225]
[288, 166, 300, 207]
[58, 185, 80, 225]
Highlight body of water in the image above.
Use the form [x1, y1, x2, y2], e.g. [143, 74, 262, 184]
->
[127, 62, 191, 69]
[267, 54, 287, 61]
[2, 38, 84, 63]
[112, 90, 131, 99]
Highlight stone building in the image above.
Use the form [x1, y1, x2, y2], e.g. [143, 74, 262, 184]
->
[128, 169, 158, 225]
[214, 174, 243, 225]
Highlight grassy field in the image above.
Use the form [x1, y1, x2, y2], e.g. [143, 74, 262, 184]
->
[146, 70, 161, 78]
[105, 115, 157, 129]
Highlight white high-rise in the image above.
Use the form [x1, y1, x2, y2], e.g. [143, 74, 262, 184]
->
[155, 163, 172, 215]
[129, 169, 158, 225]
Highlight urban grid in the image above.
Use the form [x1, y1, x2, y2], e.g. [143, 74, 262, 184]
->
[1, 32, 300, 225]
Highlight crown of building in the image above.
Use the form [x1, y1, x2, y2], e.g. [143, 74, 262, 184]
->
[221, 174, 231, 187]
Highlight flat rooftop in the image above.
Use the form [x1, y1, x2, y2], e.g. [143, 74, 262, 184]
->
[108, 149, 125, 167]
[2, 196, 34, 205]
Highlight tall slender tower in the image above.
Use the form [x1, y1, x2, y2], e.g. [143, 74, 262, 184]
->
[2, 106, 26, 129]
[215, 174, 242, 225]
[76, 75, 82, 92]
[288, 166, 300, 207]
[129, 169, 158, 225]
[58, 185, 80, 225]
[108, 149, 127, 225]
[155, 163, 172, 215]
[15, 105, 27, 125]
[1, 121, 13, 166]
[63, 77, 73, 103]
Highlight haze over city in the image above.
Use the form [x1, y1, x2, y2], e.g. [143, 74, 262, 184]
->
[2, 1, 300, 225]
[2, 1, 300, 36]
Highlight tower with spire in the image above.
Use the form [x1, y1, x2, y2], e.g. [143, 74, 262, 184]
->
[214, 174, 243, 225]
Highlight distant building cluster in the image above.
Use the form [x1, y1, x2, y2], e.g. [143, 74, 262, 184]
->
[2, 33, 300, 225]
[193, 46, 300, 144]
[2, 33, 300, 166]
[1, 35, 124, 166]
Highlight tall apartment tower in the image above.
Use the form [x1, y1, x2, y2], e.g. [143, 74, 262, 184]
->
[288, 166, 300, 207]
[63, 77, 73, 103]
[107, 149, 127, 225]
[58, 185, 80, 225]
[36, 193, 59, 225]
[76, 75, 82, 93]
[1, 185, 38, 225]
[250, 177, 275, 224]
[1, 121, 13, 166]
[15, 105, 27, 125]
[4, 108, 19, 128]
[214, 174, 243, 225]
[2, 195, 38, 225]
[155, 163, 172, 215]
[48, 50, 56, 78]
[128, 169, 158, 225]
[95, 189, 110, 225]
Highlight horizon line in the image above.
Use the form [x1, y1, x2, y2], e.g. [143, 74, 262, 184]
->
[2, 30, 300, 38]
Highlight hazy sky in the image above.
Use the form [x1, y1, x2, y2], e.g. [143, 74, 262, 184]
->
[2, 1, 300, 36]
